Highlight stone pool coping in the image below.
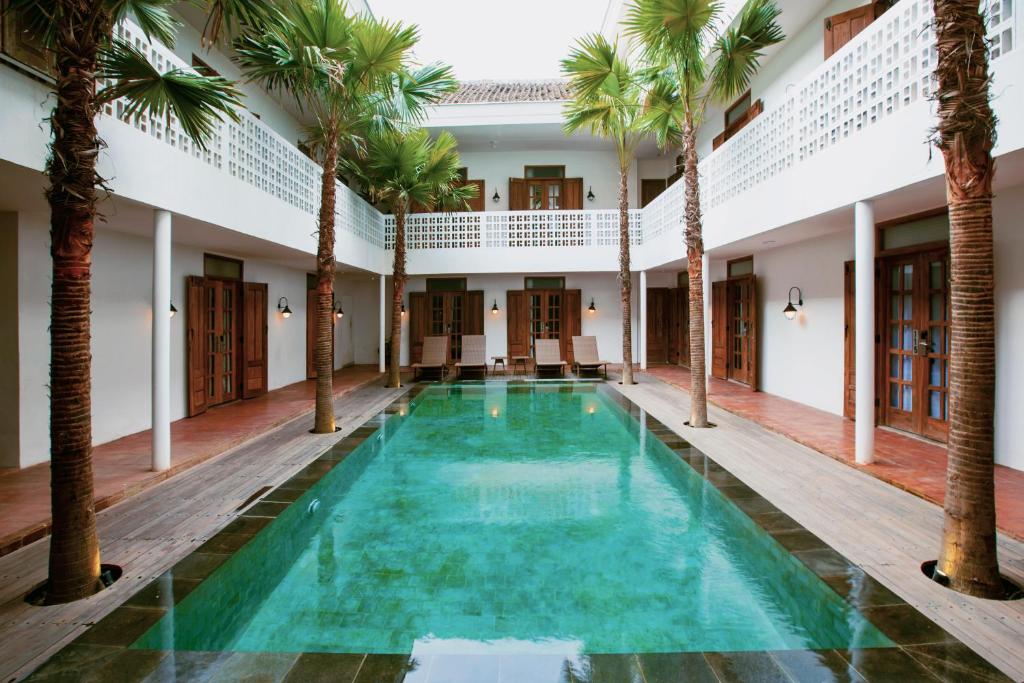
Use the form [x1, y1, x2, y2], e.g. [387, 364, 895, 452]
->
[26, 381, 1010, 683]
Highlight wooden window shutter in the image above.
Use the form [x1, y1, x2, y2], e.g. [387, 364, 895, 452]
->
[746, 275, 759, 391]
[711, 280, 728, 379]
[465, 290, 484, 335]
[564, 289, 581, 364]
[824, 4, 874, 59]
[465, 180, 485, 212]
[563, 178, 584, 210]
[508, 178, 527, 210]
[242, 282, 269, 399]
[506, 290, 529, 357]
[408, 292, 427, 364]
[186, 276, 208, 417]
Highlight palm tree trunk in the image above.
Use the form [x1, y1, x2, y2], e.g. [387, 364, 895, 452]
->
[45, 0, 107, 604]
[933, 0, 1002, 598]
[618, 166, 634, 385]
[312, 135, 338, 434]
[683, 114, 709, 428]
[387, 207, 406, 388]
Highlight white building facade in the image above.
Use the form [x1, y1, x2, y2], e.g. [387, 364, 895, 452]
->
[1, 0, 1022, 472]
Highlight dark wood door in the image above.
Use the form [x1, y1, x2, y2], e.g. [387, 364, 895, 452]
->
[509, 178, 527, 210]
[408, 291, 427, 364]
[727, 274, 758, 388]
[204, 278, 240, 408]
[420, 290, 484, 363]
[711, 281, 728, 379]
[528, 290, 563, 357]
[667, 288, 679, 364]
[464, 180, 485, 212]
[509, 178, 584, 210]
[242, 283, 268, 399]
[881, 250, 950, 441]
[186, 276, 208, 417]
[646, 287, 670, 363]
[641, 179, 667, 208]
[824, 4, 874, 58]
[677, 284, 691, 367]
[507, 290, 529, 357]
[564, 289, 581, 364]
[563, 178, 583, 210]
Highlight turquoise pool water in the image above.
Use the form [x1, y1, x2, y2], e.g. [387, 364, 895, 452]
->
[133, 382, 892, 655]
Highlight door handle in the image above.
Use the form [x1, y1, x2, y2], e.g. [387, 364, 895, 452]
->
[917, 329, 930, 355]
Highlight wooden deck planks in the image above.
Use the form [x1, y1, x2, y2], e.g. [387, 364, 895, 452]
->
[614, 376, 1024, 681]
[0, 380, 405, 683]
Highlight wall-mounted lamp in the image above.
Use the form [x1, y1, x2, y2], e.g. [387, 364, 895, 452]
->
[334, 297, 344, 319]
[586, 186, 595, 202]
[401, 301, 406, 316]
[277, 296, 292, 319]
[783, 287, 803, 320]
[491, 299, 499, 315]
[492, 189, 500, 203]
[587, 298, 596, 313]
[169, 302, 177, 318]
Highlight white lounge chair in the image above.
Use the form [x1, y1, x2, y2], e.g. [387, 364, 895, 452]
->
[572, 335, 610, 379]
[412, 336, 448, 381]
[455, 335, 487, 378]
[534, 339, 566, 377]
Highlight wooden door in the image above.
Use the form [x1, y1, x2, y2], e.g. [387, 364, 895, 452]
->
[509, 178, 527, 210]
[564, 289, 581, 364]
[465, 290, 484, 335]
[881, 250, 950, 441]
[677, 284, 691, 367]
[464, 180, 485, 212]
[204, 279, 240, 408]
[667, 288, 679, 364]
[711, 281, 728, 379]
[641, 179, 666, 208]
[186, 276, 208, 417]
[242, 283, 268, 399]
[824, 4, 874, 58]
[507, 290, 529, 357]
[726, 274, 757, 388]
[420, 290, 483, 363]
[563, 178, 583, 210]
[646, 287, 670, 363]
[408, 291, 427, 364]
[844, 261, 856, 419]
[527, 290, 564, 358]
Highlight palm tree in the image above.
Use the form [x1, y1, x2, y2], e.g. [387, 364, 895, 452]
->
[626, 0, 783, 427]
[932, 0, 1003, 599]
[235, 0, 453, 433]
[561, 34, 648, 386]
[6, 0, 249, 604]
[345, 129, 476, 388]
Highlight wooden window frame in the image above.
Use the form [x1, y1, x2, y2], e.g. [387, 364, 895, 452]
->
[875, 207, 949, 257]
[724, 91, 752, 128]
[726, 255, 754, 279]
[524, 165, 566, 179]
[426, 277, 468, 293]
[191, 54, 221, 77]
[203, 253, 244, 282]
[713, 92, 764, 150]
[524, 276, 566, 291]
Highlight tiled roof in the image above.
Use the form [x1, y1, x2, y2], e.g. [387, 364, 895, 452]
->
[438, 80, 571, 105]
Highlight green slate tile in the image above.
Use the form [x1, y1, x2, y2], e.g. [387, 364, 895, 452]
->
[904, 643, 1011, 682]
[636, 653, 718, 683]
[704, 651, 790, 683]
[26, 644, 168, 683]
[282, 653, 365, 683]
[771, 649, 866, 683]
[75, 607, 167, 647]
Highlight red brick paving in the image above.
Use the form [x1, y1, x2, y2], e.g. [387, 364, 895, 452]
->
[645, 364, 1024, 541]
[0, 365, 384, 557]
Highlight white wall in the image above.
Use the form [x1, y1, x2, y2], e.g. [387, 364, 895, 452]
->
[993, 187, 1024, 471]
[393, 273, 642, 366]
[456, 149, 638, 211]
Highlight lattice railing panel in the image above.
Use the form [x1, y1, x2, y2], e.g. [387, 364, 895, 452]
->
[100, 20, 385, 250]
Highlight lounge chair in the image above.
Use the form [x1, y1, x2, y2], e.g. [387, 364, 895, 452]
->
[534, 339, 566, 377]
[455, 335, 487, 378]
[412, 336, 448, 381]
[571, 335, 610, 379]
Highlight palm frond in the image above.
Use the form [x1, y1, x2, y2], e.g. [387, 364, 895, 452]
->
[348, 15, 417, 92]
[707, 0, 784, 103]
[4, 0, 58, 48]
[389, 62, 458, 122]
[624, 0, 721, 73]
[190, 0, 277, 46]
[108, 0, 180, 46]
[98, 39, 243, 149]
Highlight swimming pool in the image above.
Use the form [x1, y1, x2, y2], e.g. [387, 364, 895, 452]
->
[130, 381, 893, 657]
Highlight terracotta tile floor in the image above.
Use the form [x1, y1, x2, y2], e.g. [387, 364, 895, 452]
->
[645, 364, 1024, 541]
[0, 365, 384, 557]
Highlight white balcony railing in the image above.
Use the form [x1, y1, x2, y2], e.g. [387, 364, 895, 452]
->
[103, 20, 386, 249]
[383, 210, 643, 250]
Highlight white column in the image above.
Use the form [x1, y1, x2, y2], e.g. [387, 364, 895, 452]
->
[639, 270, 648, 370]
[854, 200, 875, 465]
[702, 253, 712, 379]
[378, 275, 386, 373]
[152, 209, 171, 472]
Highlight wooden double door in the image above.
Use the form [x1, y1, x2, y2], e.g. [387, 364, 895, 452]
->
[647, 287, 690, 365]
[507, 289, 582, 363]
[186, 276, 268, 417]
[407, 290, 484, 364]
[508, 178, 584, 211]
[711, 275, 758, 388]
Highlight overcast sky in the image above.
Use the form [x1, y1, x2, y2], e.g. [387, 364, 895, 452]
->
[367, 0, 614, 80]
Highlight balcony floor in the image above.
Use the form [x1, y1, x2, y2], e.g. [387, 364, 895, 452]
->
[0, 365, 384, 558]
[643, 364, 1024, 542]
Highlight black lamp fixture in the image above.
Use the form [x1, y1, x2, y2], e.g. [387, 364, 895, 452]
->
[401, 301, 406, 316]
[169, 302, 177, 318]
[783, 287, 803, 320]
[334, 297, 344, 319]
[277, 296, 292, 319]
[491, 299, 499, 315]
[492, 189, 500, 203]
[587, 298, 596, 313]
[586, 186, 595, 202]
